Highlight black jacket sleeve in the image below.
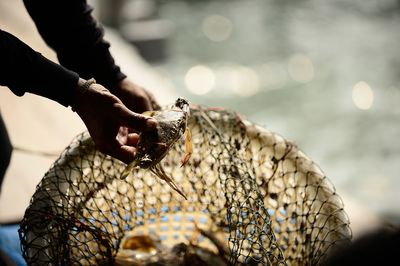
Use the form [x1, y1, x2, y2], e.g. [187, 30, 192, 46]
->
[0, 29, 79, 107]
[23, 0, 127, 90]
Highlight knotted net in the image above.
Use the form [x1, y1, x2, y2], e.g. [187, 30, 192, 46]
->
[19, 103, 351, 265]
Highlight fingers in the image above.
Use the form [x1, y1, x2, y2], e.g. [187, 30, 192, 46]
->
[95, 84, 158, 132]
[96, 130, 141, 164]
[111, 130, 140, 163]
[126, 133, 140, 146]
[115, 103, 157, 132]
[117, 145, 137, 164]
[113, 79, 160, 113]
[111, 132, 142, 163]
[143, 89, 161, 111]
[79, 82, 159, 164]
[99, 139, 137, 164]
[110, 146, 136, 164]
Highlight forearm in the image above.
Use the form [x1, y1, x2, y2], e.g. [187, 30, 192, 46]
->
[23, 0, 126, 90]
[0, 29, 79, 107]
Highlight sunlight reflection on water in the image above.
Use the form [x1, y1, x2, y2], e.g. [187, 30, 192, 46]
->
[154, 0, 400, 222]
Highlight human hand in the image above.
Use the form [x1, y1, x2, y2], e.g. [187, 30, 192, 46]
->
[112, 78, 160, 113]
[72, 79, 157, 164]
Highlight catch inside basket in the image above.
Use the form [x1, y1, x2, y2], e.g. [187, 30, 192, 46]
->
[19, 104, 351, 265]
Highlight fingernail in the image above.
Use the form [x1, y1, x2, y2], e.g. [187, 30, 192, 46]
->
[146, 118, 157, 128]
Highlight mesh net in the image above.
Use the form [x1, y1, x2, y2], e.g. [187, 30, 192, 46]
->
[19, 103, 351, 265]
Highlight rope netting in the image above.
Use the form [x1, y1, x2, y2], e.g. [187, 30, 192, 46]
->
[19, 103, 351, 265]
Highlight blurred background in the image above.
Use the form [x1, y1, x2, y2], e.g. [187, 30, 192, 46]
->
[94, 0, 400, 226]
[1, 0, 400, 249]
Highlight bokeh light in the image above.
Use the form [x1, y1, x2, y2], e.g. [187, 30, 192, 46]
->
[287, 54, 314, 83]
[184, 65, 215, 95]
[202, 15, 233, 42]
[214, 64, 259, 97]
[352, 81, 374, 110]
[231, 66, 260, 97]
[257, 63, 287, 91]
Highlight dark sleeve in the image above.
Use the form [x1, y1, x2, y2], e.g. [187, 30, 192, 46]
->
[0, 29, 79, 107]
[23, 0, 127, 90]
